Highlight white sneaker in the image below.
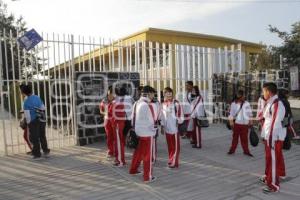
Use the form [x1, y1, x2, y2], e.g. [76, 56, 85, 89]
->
[144, 176, 157, 183]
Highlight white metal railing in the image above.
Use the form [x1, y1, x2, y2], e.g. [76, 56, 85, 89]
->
[0, 29, 245, 155]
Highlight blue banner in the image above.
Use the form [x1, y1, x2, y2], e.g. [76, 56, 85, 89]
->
[18, 29, 43, 51]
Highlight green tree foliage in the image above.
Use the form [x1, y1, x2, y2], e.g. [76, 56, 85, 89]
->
[269, 21, 300, 67]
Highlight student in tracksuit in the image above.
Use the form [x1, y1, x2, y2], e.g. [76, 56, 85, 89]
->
[129, 86, 158, 183]
[260, 82, 286, 193]
[181, 81, 194, 139]
[190, 86, 206, 148]
[20, 84, 50, 159]
[112, 87, 127, 167]
[227, 90, 253, 157]
[160, 87, 184, 168]
[99, 87, 115, 158]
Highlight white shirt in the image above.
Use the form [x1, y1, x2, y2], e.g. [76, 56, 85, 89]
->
[131, 97, 158, 137]
[256, 97, 266, 119]
[160, 99, 184, 134]
[181, 92, 192, 115]
[229, 101, 252, 125]
[261, 95, 286, 144]
[124, 95, 134, 120]
[187, 96, 204, 131]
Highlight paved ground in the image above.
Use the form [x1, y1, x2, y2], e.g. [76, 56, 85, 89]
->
[0, 124, 299, 200]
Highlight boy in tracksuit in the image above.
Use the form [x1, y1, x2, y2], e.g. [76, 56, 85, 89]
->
[181, 81, 194, 139]
[129, 86, 158, 183]
[190, 86, 205, 148]
[160, 87, 184, 168]
[112, 87, 127, 167]
[99, 87, 115, 158]
[260, 82, 286, 193]
[227, 90, 253, 156]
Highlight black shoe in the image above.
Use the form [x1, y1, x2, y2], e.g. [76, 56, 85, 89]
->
[190, 141, 196, 145]
[144, 176, 157, 183]
[192, 145, 201, 149]
[259, 176, 266, 185]
[263, 186, 278, 193]
[227, 151, 234, 155]
[26, 151, 32, 155]
[32, 155, 42, 160]
[244, 152, 253, 157]
[44, 149, 50, 157]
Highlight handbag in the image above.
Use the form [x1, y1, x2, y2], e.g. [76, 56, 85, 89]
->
[249, 127, 259, 147]
[126, 102, 139, 149]
[196, 111, 209, 128]
[283, 134, 291, 150]
[19, 118, 27, 130]
[173, 100, 188, 133]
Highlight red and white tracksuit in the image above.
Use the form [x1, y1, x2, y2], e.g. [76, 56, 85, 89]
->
[112, 96, 127, 165]
[228, 101, 253, 154]
[160, 99, 184, 167]
[261, 95, 286, 191]
[129, 97, 158, 181]
[190, 96, 205, 148]
[181, 92, 193, 138]
[100, 98, 115, 157]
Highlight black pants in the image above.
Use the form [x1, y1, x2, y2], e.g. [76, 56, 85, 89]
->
[28, 119, 49, 157]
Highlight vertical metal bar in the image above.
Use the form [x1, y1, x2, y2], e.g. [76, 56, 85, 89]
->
[231, 45, 235, 72]
[142, 41, 147, 86]
[99, 37, 102, 71]
[162, 43, 167, 88]
[129, 41, 132, 72]
[46, 33, 54, 148]
[181, 45, 186, 95]
[0, 29, 8, 155]
[82, 36, 86, 71]
[88, 36, 92, 72]
[187, 46, 191, 81]
[63, 34, 70, 145]
[197, 46, 201, 90]
[57, 34, 64, 147]
[102, 38, 106, 71]
[67, 34, 73, 145]
[17, 30, 25, 152]
[169, 43, 173, 89]
[70, 35, 78, 145]
[149, 41, 154, 87]
[218, 47, 222, 74]
[53, 33, 60, 148]
[192, 46, 196, 85]
[78, 36, 81, 71]
[125, 41, 129, 72]
[224, 46, 228, 73]
[118, 40, 121, 72]
[238, 43, 242, 72]
[3, 29, 14, 154]
[92, 37, 96, 72]
[9, 30, 20, 154]
[108, 39, 112, 71]
[155, 42, 161, 102]
[111, 39, 115, 72]
[41, 32, 50, 149]
[202, 47, 207, 98]
[175, 44, 179, 94]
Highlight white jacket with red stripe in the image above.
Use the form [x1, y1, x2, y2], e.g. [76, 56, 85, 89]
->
[261, 95, 286, 144]
[131, 97, 158, 137]
[160, 99, 184, 134]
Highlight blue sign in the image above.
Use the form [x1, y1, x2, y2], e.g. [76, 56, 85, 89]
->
[18, 29, 43, 51]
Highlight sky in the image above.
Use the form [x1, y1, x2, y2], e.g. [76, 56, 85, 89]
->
[3, 0, 300, 46]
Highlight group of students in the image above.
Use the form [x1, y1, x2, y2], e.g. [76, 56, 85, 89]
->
[227, 82, 295, 193]
[99, 81, 206, 183]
